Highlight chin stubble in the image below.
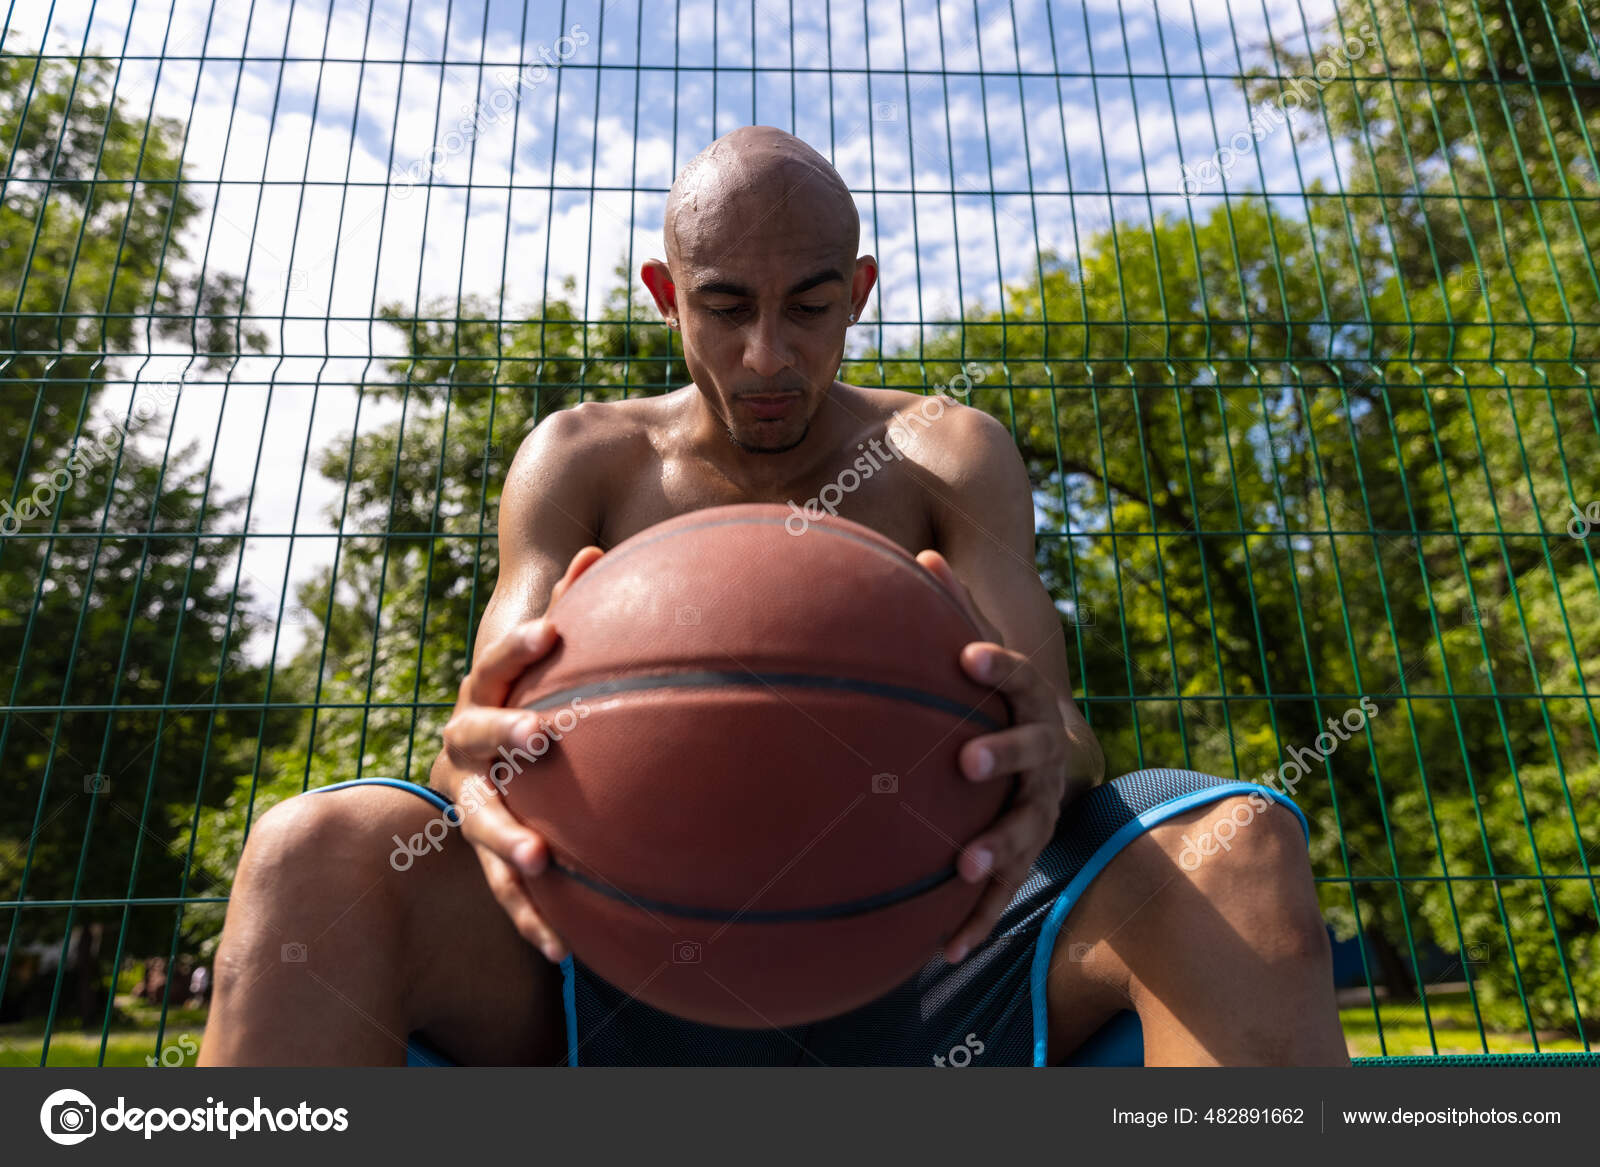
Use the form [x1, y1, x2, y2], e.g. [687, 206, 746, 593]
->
[726, 421, 810, 455]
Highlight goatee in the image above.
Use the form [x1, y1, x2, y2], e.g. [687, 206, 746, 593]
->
[727, 422, 809, 455]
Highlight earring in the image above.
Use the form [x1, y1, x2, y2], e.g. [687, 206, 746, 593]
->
[847, 312, 858, 324]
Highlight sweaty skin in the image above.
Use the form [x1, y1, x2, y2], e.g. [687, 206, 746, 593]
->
[457, 125, 1104, 967]
[199, 127, 1347, 1068]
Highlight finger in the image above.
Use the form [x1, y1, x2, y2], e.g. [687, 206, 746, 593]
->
[457, 787, 549, 875]
[442, 705, 550, 765]
[463, 618, 560, 706]
[944, 876, 1018, 963]
[959, 721, 1066, 784]
[915, 550, 999, 640]
[514, 874, 570, 962]
[958, 797, 1056, 885]
[549, 545, 605, 608]
[960, 645, 1058, 728]
[479, 851, 567, 960]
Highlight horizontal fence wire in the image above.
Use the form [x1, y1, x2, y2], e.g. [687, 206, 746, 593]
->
[1, 0, 1597, 1066]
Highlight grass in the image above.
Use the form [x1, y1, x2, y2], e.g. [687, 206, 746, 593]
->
[0, 997, 208, 1067]
[2, 992, 1585, 1064]
[1340, 991, 1590, 1058]
[0, 1028, 205, 1067]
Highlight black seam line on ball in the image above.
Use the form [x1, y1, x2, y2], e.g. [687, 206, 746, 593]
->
[524, 670, 1003, 731]
[552, 859, 961, 923]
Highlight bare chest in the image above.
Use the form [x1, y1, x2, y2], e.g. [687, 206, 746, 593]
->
[598, 445, 939, 558]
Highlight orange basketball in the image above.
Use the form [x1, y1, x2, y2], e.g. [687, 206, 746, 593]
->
[501, 503, 1013, 1027]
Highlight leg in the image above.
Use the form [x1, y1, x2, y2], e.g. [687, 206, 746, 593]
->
[198, 784, 564, 1066]
[1046, 794, 1348, 1066]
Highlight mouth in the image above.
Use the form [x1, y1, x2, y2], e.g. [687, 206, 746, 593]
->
[738, 393, 801, 420]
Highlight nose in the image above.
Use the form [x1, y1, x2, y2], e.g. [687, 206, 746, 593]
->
[742, 311, 793, 379]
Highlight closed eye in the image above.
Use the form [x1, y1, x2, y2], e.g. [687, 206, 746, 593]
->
[706, 304, 828, 320]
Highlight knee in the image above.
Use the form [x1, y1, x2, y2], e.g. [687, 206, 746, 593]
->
[216, 789, 425, 983]
[237, 792, 357, 894]
[229, 786, 433, 923]
[1162, 795, 1328, 965]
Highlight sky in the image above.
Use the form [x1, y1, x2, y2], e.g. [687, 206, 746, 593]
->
[7, 0, 1355, 664]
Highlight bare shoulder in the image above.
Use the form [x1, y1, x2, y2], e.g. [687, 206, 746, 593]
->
[500, 393, 670, 543]
[509, 392, 667, 466]
[840, 383, 1031, 553]
[844, 383, 1022, 488]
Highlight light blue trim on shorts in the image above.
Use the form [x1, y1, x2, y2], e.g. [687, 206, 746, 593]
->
[562, 955, 579, 1067]
[1028, 779, 1311, 1067]
[312, 776, 452, 813]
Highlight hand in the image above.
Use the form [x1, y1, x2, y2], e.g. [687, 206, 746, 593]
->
[916, 549, 1073, 963]
[437, 545, 604, 962]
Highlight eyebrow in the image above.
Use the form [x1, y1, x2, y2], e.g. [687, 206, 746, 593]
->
[691, 268, 845, 298]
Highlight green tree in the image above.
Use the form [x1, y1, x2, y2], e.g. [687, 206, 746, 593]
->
[191, 0, 1596, 1053]
[0, 50, 263, 1046]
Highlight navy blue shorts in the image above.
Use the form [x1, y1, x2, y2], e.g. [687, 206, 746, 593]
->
[309, 769, 1306, 1066]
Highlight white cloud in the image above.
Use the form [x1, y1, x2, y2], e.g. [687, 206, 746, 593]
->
[9, 0, 1358, 663]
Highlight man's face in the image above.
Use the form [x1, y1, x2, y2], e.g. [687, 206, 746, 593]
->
[653, 187, 868, 454]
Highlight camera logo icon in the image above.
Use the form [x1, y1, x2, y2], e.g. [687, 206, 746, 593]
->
[871, 772, 898, 794]
[672, 940, 702, 964]
[40, 1088, 97, 1145]
[281, 941, 308, 962]
[675, 606, 701, 626]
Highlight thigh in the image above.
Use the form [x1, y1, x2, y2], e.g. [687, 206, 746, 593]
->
[1043, 780, 1330, 1066]
[1040, 770, 1316, 1065]
[304, 780, 567, 1066]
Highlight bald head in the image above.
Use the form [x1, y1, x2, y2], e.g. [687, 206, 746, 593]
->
[663, 126, 859, 271]
[640, 126, 877, 460]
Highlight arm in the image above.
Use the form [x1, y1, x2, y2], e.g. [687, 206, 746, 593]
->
[428, 405, 609, 961]
[902, 399, 1105, 960]
[926, 406, 1104, 792]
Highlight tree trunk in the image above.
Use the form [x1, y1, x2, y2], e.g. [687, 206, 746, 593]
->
[71, 922, 105, 1029]
[1369, 929, 1417, 1001]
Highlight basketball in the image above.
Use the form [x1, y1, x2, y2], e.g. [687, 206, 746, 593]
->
[500, 503, 1014, 1028]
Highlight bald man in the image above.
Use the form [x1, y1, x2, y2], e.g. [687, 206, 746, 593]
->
[201, 127, 1347, 1068]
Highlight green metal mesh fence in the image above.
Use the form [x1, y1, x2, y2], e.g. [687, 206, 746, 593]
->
[1, 0, 1597, 1066]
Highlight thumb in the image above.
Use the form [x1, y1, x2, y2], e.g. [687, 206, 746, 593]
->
[550, 546, 605, 608]
[916, 550, 1001, 642]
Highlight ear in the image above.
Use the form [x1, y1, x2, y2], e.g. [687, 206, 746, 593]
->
[849, 255, 879, 320]
[641, 260, 678, 326]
